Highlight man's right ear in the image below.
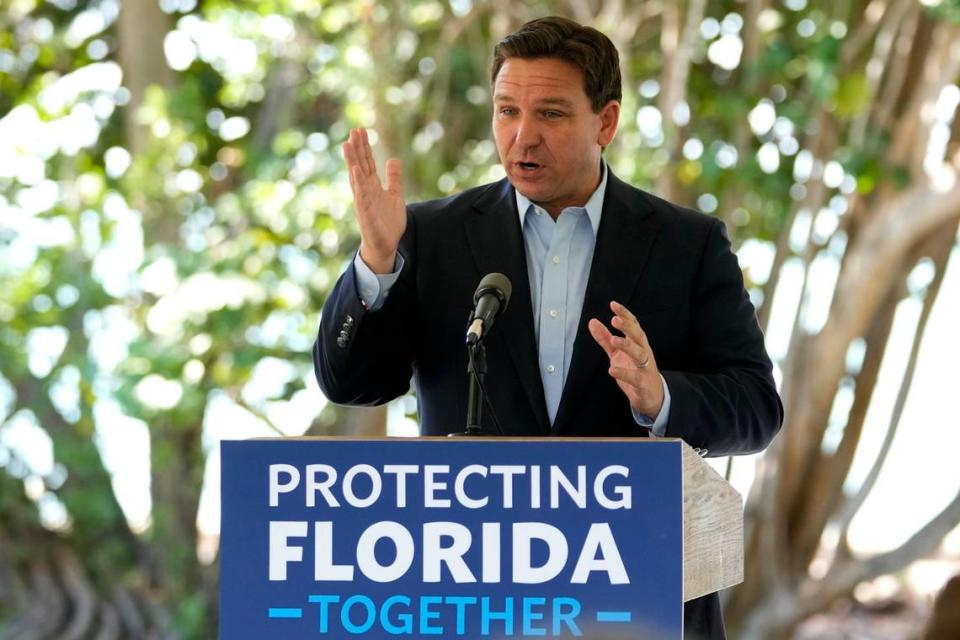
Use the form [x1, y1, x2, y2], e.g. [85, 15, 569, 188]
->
[597, 100, 621, 147]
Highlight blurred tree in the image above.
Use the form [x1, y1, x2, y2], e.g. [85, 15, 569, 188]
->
[1, 0, 959, 638]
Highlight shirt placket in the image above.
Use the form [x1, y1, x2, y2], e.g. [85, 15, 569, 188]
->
[539, 211, 575, 423]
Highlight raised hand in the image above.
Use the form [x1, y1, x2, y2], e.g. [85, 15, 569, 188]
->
[588, 300, 664, 418]
[342, 128, 406, 274]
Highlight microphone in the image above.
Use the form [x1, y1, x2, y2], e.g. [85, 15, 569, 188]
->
[465, 273, 512, 345]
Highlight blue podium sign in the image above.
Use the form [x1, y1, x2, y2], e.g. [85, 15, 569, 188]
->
[220, 438, 683, 639]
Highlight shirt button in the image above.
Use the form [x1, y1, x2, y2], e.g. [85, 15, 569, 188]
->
[546, 364, 556, 373]
[548, 309, 559, 318]
[552, 255, 560, 264]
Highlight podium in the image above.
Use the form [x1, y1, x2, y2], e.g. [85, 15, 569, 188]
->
[220, 437, 742, 639]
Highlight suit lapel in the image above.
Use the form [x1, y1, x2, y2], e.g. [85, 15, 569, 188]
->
[464, 179, 552, 436]
[552, 172, 662, 433]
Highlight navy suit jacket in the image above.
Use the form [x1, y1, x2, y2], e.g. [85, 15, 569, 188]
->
[314, 171, 783, 638]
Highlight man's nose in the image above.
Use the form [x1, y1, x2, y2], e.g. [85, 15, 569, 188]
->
[514, 115, 542, 148]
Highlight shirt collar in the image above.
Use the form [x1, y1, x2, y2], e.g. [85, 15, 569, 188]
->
[515, 162, 607, 237]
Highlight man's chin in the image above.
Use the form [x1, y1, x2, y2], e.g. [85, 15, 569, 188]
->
[507, 175, 551, 201]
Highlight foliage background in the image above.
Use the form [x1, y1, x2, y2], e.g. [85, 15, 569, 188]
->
[2, 0, 960, 638]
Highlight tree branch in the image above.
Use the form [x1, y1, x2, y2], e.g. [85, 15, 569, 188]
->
[833, 218, 958, 557]
[848, 0, 915, 148]
[656, 0, 705, 201]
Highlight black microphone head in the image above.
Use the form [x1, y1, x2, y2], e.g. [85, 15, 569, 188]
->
[474, 272, 512, 310]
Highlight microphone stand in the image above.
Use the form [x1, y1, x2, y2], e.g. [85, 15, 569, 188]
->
[451, 308, 493, 437]
[463, 339, 487, 436]
[452, 273, 511, 438]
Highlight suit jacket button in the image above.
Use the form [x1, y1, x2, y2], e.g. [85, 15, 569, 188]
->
[336, 337, 347, 348]
[339, 329, 349, 339]
[345, 314, 354, 325]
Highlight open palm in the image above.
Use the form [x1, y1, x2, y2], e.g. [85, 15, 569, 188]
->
[343, 128, 406, 273]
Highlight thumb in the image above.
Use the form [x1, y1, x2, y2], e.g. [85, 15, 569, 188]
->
[385, 158, 403, 196]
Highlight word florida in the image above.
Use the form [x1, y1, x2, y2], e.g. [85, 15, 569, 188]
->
[270, 521, 629, 585]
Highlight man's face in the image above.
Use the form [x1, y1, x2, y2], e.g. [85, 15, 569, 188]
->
[492, 57, 620, 216]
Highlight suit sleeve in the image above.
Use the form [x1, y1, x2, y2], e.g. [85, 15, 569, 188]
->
[661, 220, 783, 456]
[313, 211, 418, 406]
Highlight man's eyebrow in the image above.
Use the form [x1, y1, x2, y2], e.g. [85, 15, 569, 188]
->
[538, 97, 575, 108]
[492, 95, 575, 108]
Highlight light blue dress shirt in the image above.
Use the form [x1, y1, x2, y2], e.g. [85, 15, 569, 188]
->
[352, 166, 671, 433]
[516, 172, 601, 423]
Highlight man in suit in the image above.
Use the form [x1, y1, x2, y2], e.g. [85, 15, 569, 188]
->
[314, 16, 782, 639]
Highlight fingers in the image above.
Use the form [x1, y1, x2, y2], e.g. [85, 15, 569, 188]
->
[349, 165, 368, 209]
[597, 301, 657, 372]
[592, 306, 653, 367]
[343, 129, 402, 194]
[610, 334, 647, 365]
[608, 364, 643, 388]
[359, 128, 376, 176]
[343, 129, 374, 177]
[385, 158, 403, 197]
[588, 318, 616, 359]
[610, 300, 650, 350]
[596, 301, 664, 416]
[343, 131, 359, 173]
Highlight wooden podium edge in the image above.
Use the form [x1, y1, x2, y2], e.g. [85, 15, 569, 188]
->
[681, 441, 744, 602]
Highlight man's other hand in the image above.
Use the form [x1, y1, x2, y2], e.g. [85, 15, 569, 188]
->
[342, 128, 406, 274]
[588, 300, 665, 418]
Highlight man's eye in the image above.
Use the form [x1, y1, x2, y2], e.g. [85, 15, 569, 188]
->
[544, 111, 563, 119]
[499, 108, 516, 116]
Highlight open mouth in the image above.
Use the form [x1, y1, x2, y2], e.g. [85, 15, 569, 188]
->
[516, 161, 542, 171]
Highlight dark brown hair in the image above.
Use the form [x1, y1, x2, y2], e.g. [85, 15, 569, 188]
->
[490, 16, 622, 112]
